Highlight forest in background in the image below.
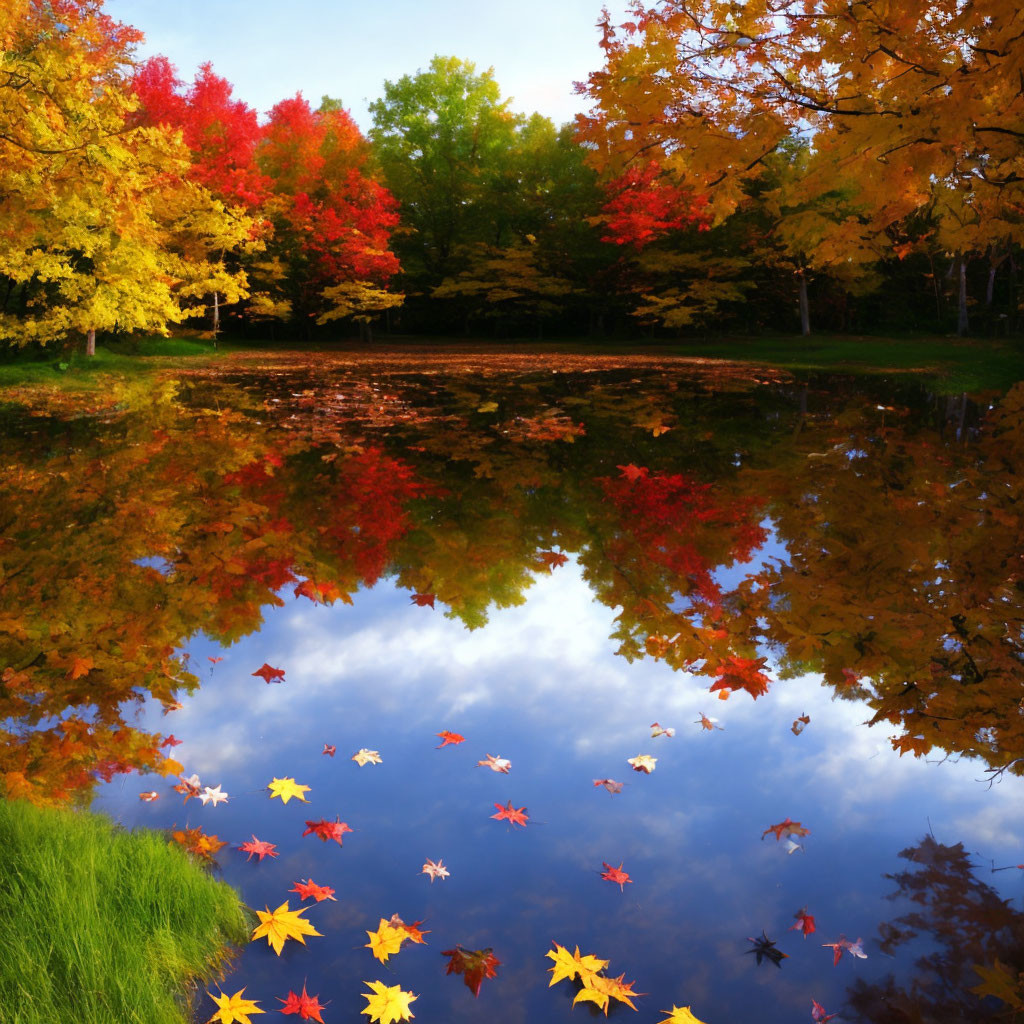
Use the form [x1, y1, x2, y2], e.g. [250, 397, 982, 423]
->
[1, 0, 1022, 352]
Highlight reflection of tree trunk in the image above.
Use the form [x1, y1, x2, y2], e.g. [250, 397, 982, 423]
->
[957, 255, 969, 336]
[86, 328, 96, 357]
[212, 291, 219, 348]
[798, 273, 811, 336]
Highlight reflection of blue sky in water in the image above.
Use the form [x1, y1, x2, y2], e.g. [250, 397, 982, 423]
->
[97, 560, 1024, 1023]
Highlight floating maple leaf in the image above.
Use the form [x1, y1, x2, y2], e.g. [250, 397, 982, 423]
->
[200, 784, 228, 807]
[361, 980, 416, 1024]
[436, 731, 465, 748]
[746, 931, 788, 967]
[303, 818, 352, 846]
[792, 714, 810, 735]
[252, 663, 285, 684]
[352, 748, 382, 766]
[207, 656, 224, 665]
[593, 778, 623, 794]
[442, 945, 501, 997]
[491, 800, 529, 827]
[278, 984, 327, 1022]
[545, 942, 639, 1014]
[162, 699, 183, 714]
[422, 858, 450, 882]
[600, 861, 633, 891]
[291, 878, 337, 902]
[709, 655, 771, 700]
[173, 773, 202, 802]
[694, 714, 723, 731]
[139, 791, 159, 802]
[762, 817, 810, 841]
[238, 835, 278, 862]
[617, 464, 648, 483]
[268, 776, 310, 803]
[650, 722, 675, 738]
[160, 734, 183, 748]
[208, 987, 263, 1024]
[790, 907, 816, 937]
[822, 936, 867, 966]
[784, 839, 805, 855]
[658, 1007, 708, 1024]
[252, 901, 322, 955]
[410, 593, 435, 608]
[389, 914, 429, 944]
[322, 743, 336, 756]
[811, 1000, 839, 1022]
[477, 753, 510, 773]
[171, 826, 226, 862]
[365, 918, 408, 963]
[627, 754, 656, 773]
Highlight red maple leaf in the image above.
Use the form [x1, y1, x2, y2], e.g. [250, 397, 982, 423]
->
[709, 655, 771, 700]
[761, 817, 810, 841]
[278, 984, 327, 1022]
[436, 730, 465, 748]
[812, 1000, 839, 1022]
[822, 936, 866, 966]
[238, 835, 278, 861]
[207, 656, 223, 665]
[302, 818, 352, 845]
[322, 743, 336, 756]
[290, 878, 337, 902]
[593, 778, 623, 794]
[536, 550, 569, 571]
[160, 734, 182, 748]
[790, 907, 816, 937]
[617, 463, 648, 483]
[252, 663, 285, 684]
[600, 861, 633, 891]
[389, 914, 430, 944]
[442, 945, 501, 997]
[410, 593, 435, 608]
[491, 801, 528, 827]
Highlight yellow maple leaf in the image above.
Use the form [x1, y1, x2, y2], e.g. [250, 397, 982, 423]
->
[658, 1007, 708, 1024]
[251, 901, 322, 955]
[207, 987, 264, 1024]
[352, 748, 382, 766]
[267, 776, 310, 803]
[627, 753, 657, 773]
[546, 943, 609, 988]
[575, 973, 639, 1015]
[361, 980, 417, 1024]
[365, 918, 407, 962]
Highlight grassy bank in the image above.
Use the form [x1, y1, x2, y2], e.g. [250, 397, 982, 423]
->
[0, 799, 248, 1024]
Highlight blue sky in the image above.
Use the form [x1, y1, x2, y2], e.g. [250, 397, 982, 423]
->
[105, 0, 631, 130]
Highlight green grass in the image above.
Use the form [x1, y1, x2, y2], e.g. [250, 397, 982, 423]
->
[0, 800, 248, 1024]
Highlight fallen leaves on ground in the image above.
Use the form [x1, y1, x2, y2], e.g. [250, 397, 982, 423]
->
[593, 778, 623, 793]
[650, 722, 675, 738]
[207, 987, 264, 1024]
[792, 714, 810, 735]
[600, 861, 633, 891]
[361, 980, 417, 1024]
[442, 945, 501, 997]
[268, 776, 311, 803]
[238, 835, 278, 862]
[171, 826, 226, 862]
[746, 931, 788, 967]
[291, 878, 337, 902]
[822, 936, 867, 966]
[352, 748, 382, 766]
[303, 818, 352, 845]
[278, 985, 327, 1022]
[422, 857, 449, 882]
[477, 753, 511, 773]
[790, 907, 816, 937]
[436, 731, 465, 748]
[546, 942, 639, 1014]
[252, 901, 322, 955]
[627, 754, 656, 774]
[252, 663, 285, 684]
[491, 800, 529, 827]
[762, 818, 810, 841]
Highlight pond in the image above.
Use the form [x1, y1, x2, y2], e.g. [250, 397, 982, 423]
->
[3, 350, 1023, 1024]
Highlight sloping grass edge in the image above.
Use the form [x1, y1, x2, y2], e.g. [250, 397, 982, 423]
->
[0, 799, 248, 1024]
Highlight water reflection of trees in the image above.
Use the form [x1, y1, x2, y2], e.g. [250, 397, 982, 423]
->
[845, 835, 1024, 1022]
[2, 369, 1022, 804]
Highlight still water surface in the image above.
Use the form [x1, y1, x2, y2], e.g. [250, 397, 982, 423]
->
[3, 353, 1023, 1023]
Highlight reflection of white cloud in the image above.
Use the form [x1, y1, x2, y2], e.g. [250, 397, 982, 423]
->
[953, 800, 1024, 851]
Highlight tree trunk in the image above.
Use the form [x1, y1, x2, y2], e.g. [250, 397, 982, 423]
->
[85, 328, 96, 357]
[957, 255, 969, 336]
[798, 273, 811, 336]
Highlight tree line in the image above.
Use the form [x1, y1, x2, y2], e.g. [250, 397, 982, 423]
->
[2, 0, 1021, 351]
